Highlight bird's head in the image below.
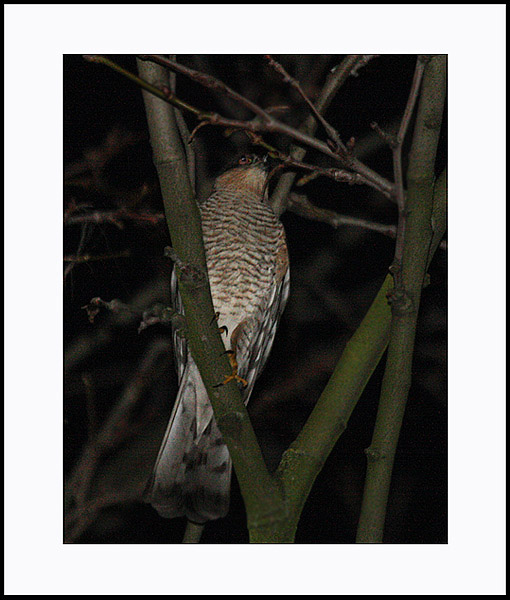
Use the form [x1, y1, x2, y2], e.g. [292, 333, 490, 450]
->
[213, 154, 270, 198]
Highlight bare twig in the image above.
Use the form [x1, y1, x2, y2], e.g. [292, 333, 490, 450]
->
[65, 337, 173, 541]
[243, 130, 376, 190]
[288, 193, 398, 238]
[64, 223, 89, 279]
[326, 55, 376, 98]
[288, 193, 446, 250]
[138, 302, 185, 334]
[270, 54, 389, 215]
[138, 54, 272, 123]
[130, 54, 394, 198]
[65, 208, 165, 228]
[64, 249, 131, 265]
[264, 54, 343, 150]
[81, 296, 140, 324]
[65, 276, 169, 374]
[350, 55, 379, 76]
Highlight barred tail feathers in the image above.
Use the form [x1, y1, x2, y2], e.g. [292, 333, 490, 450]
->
[146, 361, 232, 523]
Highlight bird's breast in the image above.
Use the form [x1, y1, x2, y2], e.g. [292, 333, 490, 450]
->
[200, 193, 287, 333]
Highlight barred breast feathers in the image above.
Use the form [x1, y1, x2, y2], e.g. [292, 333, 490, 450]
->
[200, 192, 287, 310]
[199, 188, 288, 382]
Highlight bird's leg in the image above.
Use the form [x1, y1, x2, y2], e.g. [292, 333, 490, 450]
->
[210, 312, 245, 387]
[214, 350, 248, 388]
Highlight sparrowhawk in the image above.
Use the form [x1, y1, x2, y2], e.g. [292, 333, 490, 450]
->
[146, 154, 289, 523]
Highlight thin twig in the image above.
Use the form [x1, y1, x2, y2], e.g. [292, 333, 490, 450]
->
[65, 276, 169, 374]
[270, 54, 389, 215]
[350, 55, 379, 76]
[131, 54, 393, 198]
[138, 54, 272, 123]
[65, 337, 172, 539]
[65, 208, 165, 228]
[64, 250, 131, 264]
[264, 55, 343, 150]
[288, 193, 446, 249]
[244, 131, 376, 191]
[64, 223, 89, 279]
[288, 193, 398, 238]
[81, 296, 141, 326]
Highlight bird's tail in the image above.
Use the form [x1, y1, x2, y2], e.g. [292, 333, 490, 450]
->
[145, 361, 232, 523]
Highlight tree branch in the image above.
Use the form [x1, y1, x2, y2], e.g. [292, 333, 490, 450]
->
[287, 192, 447, 250]
[269, 54, 386, 215]
[111, 54, 395, 199]
[65, 337, 172, 542]
[264, 54, 343, 150]
[356, 55, 447, 543]
[378, 55, 428, 291]
[80, 54, 446, 543]
[276, 163, 446, 536]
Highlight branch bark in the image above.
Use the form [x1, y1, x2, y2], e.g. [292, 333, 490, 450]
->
[356, 55, 447, 543]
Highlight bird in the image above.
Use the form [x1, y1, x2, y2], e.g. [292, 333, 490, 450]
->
[145, 153, 289, 524]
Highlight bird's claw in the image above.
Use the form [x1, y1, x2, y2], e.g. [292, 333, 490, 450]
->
[213, 350, 248, 388]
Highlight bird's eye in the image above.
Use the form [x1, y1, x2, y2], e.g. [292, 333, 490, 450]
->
[238, 155, 252, 165]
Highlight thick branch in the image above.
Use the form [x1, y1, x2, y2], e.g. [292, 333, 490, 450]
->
[391, 56, 427, 289]
[277, 165, 446, 531]
[356, 55, 447, 543]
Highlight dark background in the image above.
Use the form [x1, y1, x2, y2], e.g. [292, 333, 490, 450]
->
[64, 55, 446, 544]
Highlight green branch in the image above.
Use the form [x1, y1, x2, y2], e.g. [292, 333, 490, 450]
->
[276, 274, 393, 526]
[356, 55, 447, 543]
[274, 167, 445, 539]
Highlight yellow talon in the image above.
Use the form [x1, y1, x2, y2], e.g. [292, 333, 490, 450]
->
[214, 350, 248, 388]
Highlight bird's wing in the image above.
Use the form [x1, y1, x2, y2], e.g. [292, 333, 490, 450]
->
[239, 265, 290, 404]
[170, 267, 188, 383]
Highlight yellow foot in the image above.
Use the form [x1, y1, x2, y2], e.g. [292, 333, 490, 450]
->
[213, 350, 248, 388]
